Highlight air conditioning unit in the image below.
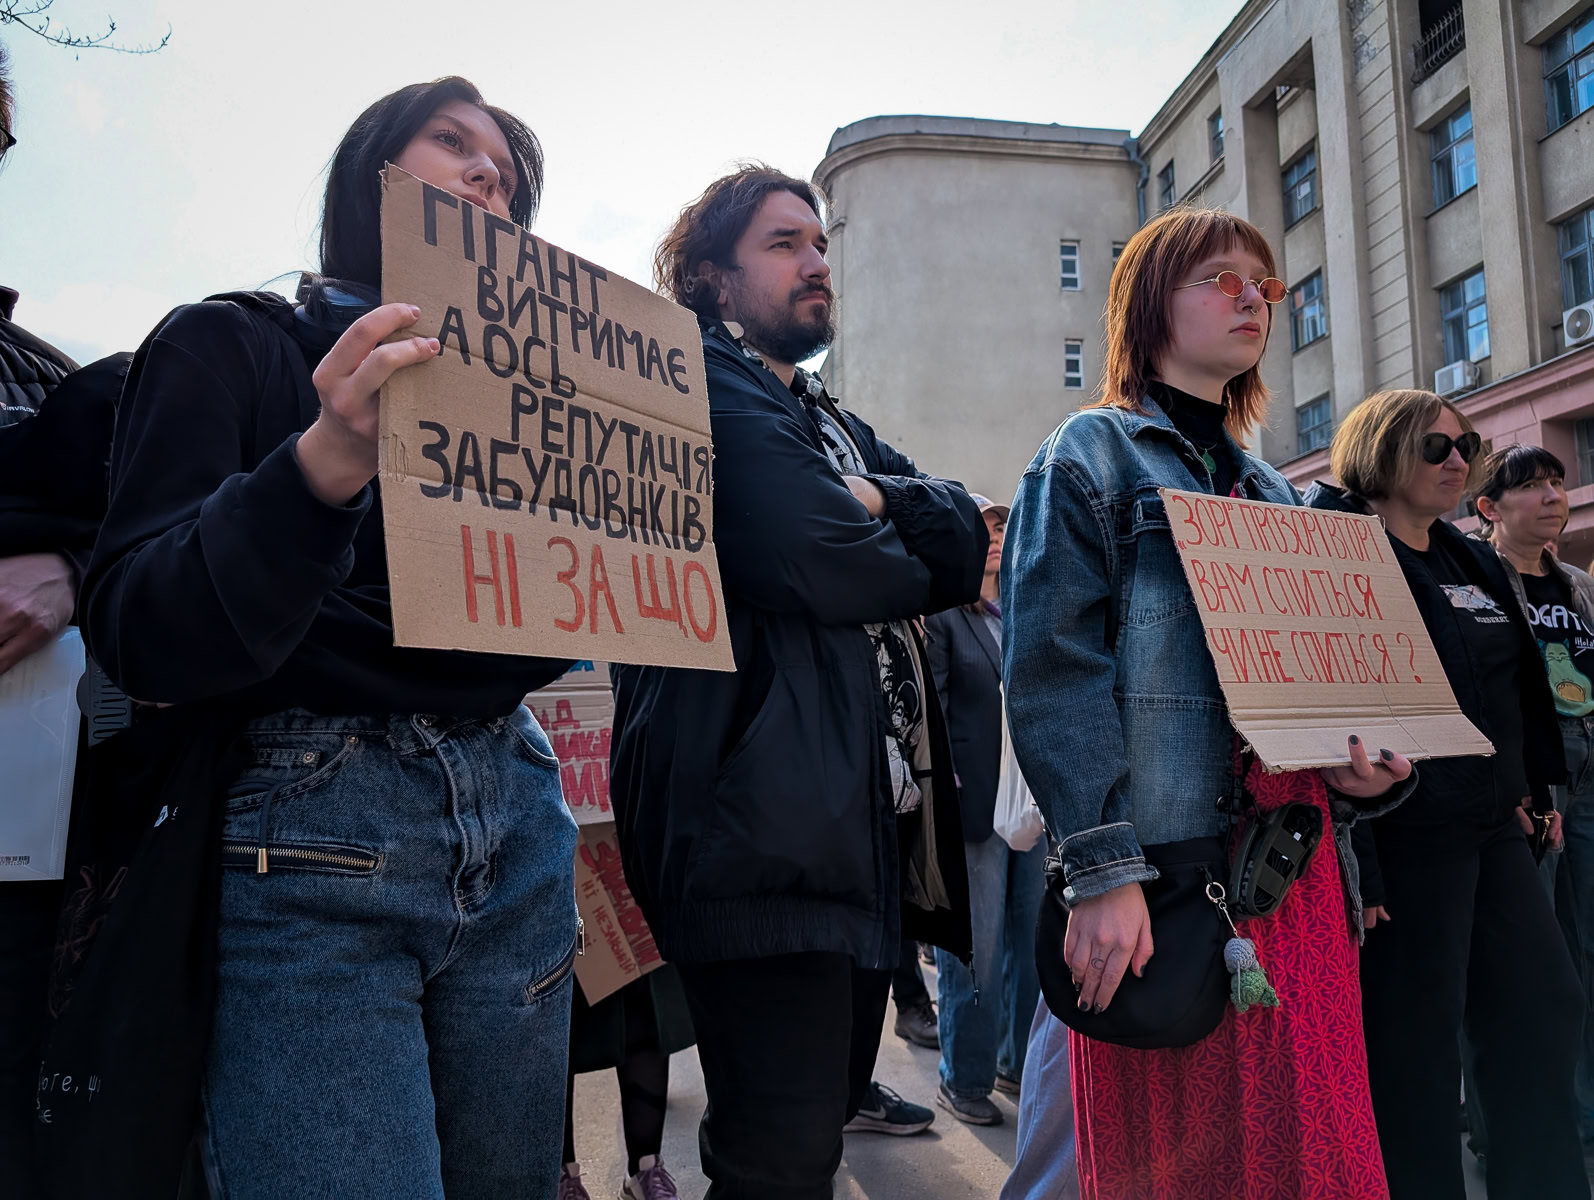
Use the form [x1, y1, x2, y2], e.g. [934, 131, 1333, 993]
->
[1566, 302, 1594, 348]
[1434, 360, 1480, 396]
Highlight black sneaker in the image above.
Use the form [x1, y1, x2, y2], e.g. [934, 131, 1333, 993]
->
[893, 998, 940, 1049]
[993, 1071, 1021, 1097]
[936, 1083, 1003, 1126]
[844, 1082, 936, 1136]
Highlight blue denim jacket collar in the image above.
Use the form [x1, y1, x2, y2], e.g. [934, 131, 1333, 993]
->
[1118, 398, 1273, 498]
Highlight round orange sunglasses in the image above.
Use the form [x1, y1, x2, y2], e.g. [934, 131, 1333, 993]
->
[1175, 270, 1287, 304]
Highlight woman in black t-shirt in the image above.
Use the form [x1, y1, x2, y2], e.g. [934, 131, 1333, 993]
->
[1474, 443, 1594, 1150]
[1305, 391, 1586, 1200]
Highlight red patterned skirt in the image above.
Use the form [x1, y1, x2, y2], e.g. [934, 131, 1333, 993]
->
[1070, 759, 1388, 1199]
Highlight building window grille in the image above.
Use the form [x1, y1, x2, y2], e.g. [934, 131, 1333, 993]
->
[1157, 162, 1175, 210]
[1413, 4, 1466, 84]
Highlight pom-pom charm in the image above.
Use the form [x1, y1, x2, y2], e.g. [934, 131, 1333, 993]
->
[1223, 935, 1280, 1013]
[1206, 879, 1281, 1015]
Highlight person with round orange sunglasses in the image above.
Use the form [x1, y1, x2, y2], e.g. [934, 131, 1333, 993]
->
[1172, 269, 1288, 305]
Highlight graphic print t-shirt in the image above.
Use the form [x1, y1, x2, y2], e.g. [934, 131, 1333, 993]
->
[1399, 537, 1529, 814]
[1521, 570, 1594, 717]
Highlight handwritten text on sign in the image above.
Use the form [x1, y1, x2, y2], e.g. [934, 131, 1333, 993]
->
[378, 164, 734, 670]
[527, 661, 613, 826]
[1159, 488, 1492, 770]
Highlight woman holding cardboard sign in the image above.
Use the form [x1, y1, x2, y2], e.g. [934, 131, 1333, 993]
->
[1307, 397, 1585, 1199]
[1002, 207, 1413, 1200]
[80, 79, 580, 1198]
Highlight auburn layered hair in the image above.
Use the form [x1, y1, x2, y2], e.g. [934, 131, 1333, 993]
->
[1091, 207, 1278, 440]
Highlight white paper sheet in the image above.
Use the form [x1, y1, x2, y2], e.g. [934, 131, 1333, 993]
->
[0, 628, 85, 881]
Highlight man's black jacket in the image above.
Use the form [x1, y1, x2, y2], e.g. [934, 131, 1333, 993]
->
[610, 321, 986, 969]
[926, 606, 1005, 844]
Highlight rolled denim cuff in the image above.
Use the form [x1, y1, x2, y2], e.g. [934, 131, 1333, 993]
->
[1327, 764, 1419, 825]
[1057, 821, 1161, 908]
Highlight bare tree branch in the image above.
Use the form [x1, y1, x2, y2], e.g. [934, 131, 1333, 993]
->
[1, 1, 171, 54]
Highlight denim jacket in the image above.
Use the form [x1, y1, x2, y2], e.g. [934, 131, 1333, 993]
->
[1001, 401, 1301, 906]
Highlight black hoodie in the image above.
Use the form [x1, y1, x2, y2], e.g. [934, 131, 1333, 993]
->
[81, 291, 569, 716]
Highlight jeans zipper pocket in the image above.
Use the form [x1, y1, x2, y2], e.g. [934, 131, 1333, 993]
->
[525, 920, 583, 1002]
[221, 842, 382, 876]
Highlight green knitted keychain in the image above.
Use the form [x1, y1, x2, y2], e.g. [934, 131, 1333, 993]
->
[1206, 880, 1280, 1014]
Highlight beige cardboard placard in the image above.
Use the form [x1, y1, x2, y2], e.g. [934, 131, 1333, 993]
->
[378, 164, 734, 671]
[1158, 488, 1494, 770]
[572, 822, 664, 1005]
[527, 661, 614, 826]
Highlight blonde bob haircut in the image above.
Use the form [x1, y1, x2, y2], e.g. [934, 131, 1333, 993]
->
[1328, 388, 1482, 501]
[1090, 206, 1277, 443]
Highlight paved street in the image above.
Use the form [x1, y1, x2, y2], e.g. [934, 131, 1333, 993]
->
[569, 959, 1017, 1199]
[570, 961, 1494, 1199]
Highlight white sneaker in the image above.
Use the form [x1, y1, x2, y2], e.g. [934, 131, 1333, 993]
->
[620, 1155, 679, 1200]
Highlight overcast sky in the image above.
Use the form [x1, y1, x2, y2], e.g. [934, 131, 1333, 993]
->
[1, 0, 1243, 366]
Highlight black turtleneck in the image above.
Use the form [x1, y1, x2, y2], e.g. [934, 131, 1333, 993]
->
[1149, 381, 1236, 497]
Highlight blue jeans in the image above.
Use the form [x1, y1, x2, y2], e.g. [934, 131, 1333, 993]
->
[200, 708, 579, 1199]
[999, 998, 1079, 1200]
[935, 835, 1046, 1098]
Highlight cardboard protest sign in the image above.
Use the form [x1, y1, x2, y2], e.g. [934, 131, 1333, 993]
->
[527, 661, 613, 826]
[572, 822, 665, 1004]
[378, 164, 734, 671]
[1159, 488, 1494, 770]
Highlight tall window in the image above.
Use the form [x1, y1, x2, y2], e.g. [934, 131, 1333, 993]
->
[1290, 273, 1328, 350]
[1059, 241, 1080, 290]
[1111, 241, 1126, 267]
[1064, 339, 1084, 390]
[1296, 395, 1332, 454]
[1561, 205, 1594, 310]
[1209, 111, 1225, 160]
[1439, 269, 1490, 363]
[1577, 418, 1594, 488]
[1157, 162, 1175, 210]
[1282, 146, 1318, 226]
[1431, 104, 1476, 207]
[1546, 9, 1594, 132]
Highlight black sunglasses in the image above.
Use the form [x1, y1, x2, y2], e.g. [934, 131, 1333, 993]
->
[0, 127, 14, 156]
[1421, 430, 1482, 465]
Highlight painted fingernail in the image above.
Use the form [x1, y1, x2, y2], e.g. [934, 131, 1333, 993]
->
[1094, 1004, 1105, 1014]
[1348, 734, 1360, 746]
[1380, 748, 1394, 761]
[1078, 998, 1089, 1011]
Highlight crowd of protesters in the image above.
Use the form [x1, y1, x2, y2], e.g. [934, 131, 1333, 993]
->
[4, 60, 1594, 1200]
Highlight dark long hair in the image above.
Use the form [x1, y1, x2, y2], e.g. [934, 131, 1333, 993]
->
[317, 76, 544, 292]
[654, 165, 825, 320]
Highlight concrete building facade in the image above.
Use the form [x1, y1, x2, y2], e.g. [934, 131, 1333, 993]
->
[815, 0, 1594, 560]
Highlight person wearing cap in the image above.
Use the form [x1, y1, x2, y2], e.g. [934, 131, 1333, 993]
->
[923, 492, 1044, 1126]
